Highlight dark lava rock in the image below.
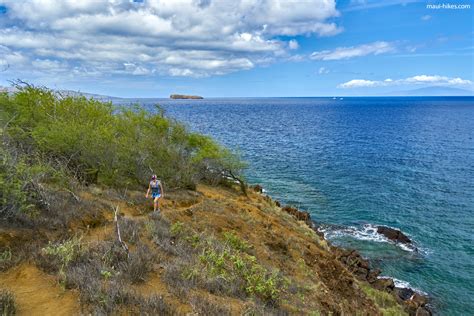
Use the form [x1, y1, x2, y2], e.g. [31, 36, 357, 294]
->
[377, 226, 412, 243]
[282, 206, 312, 225]
[373, 278, 395, 291]
[404, 291, 431, 316]
[336, 249, 379, 282]
[367, 268, 381, 283]
[280, 205, 324, 238]
[395, 287, 415, 301]
[252, 184, 263, 193]
[416, 307, 432, 316]
[411, 293, 428, 307]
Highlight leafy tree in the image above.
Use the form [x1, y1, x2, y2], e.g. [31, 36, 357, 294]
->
[0, 83, 246, 193]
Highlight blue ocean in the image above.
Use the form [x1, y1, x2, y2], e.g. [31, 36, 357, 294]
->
[119, 97, 474, 314]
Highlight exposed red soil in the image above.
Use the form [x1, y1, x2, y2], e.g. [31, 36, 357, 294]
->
[0, 264, 80, 315]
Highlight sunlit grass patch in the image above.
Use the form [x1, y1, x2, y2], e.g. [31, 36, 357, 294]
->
[360, 282, 407, 316]
[223, 231, 251, 252]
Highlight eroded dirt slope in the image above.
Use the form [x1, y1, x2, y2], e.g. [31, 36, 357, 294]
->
[0, 184, 405, 315]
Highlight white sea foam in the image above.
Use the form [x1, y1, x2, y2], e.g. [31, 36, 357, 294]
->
[379, 276, 428, 296]
[391, 277, 411, 289]
[320, 223, 418, 252]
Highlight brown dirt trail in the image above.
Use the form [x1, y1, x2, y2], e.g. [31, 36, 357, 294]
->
[1, 264, 80, 315]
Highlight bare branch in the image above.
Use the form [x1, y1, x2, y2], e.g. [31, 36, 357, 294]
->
[62, 188, 81, 203]
[113, 205, 130, 258]
[227, 169, 248, 196]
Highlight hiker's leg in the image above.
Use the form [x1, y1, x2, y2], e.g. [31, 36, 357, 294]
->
[153, 197, 159, 212]
[155, 196, 162, 212]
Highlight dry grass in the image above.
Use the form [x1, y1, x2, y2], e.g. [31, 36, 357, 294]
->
[189, 294, 231, 315]
[360, 283, 407, 316]
[1, 184, 400, 315]
[0, 289, 16, 316]
[120, 218, 143, 245]
[120, 243, 155, 284]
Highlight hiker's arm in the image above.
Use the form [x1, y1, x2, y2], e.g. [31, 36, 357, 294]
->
[146, 184, 150, 198]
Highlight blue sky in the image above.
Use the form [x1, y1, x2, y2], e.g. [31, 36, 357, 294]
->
[0, 0, 472, 97]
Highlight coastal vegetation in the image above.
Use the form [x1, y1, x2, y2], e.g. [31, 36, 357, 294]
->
[0, 83, 242, 218]
[0, 84, 420, 315]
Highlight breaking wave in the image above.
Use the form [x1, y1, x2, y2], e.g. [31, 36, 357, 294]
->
[318, 223, 419, 253]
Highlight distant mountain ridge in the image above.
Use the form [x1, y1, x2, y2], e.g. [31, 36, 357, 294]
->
[2, 85, 473, 98]
[0, 85, 123, 101]
[58, 90, 124, 101]
[382, 86, 474, 96]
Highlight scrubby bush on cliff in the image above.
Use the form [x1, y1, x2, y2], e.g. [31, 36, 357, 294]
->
[0, 83, 244, 191]
[0, 144, 57, 221]
[0, 147, 29, 219]
[148, 214, 286, 307]
[0, 289, 16, 315]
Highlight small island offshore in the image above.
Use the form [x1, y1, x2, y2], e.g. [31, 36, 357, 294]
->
[170, 94, 203, 99]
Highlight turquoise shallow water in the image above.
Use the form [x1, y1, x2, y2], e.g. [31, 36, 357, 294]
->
[119, 97, 474, 314]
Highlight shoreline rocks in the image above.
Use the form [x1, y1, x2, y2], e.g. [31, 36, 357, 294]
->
[377, 226, 412, 244]
[281, 206, 312, 226]
[281, 205, 325, 238]
[273, 197, 431, 315]
[252, 184, 263, 193]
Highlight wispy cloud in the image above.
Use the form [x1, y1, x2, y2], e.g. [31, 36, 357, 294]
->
[289, 40, 299, 50]
[338, 75, 473, 88]
[343, 0, 424, 12]
[318, 67, 330, 74]
[310, 41, 395, 60]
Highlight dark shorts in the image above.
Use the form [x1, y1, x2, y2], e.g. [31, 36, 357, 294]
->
[152, 192, 161, 199]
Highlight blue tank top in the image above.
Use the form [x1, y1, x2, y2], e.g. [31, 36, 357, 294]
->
[150, 180, 161, 194]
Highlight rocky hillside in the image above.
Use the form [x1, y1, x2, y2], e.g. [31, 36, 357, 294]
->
[0, 85, 428, 315]
[2, 182, 410, 315]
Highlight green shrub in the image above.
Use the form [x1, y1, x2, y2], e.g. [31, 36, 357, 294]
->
[0, 135, 69, 221]
[199, 245, 282, 303]
[165, 228, 285, 304]
[0, 248, 12, 263]
[170, 221, 185, 237]
[360, 283, 407, 316]
[0, 248, 15, 272]
[42, 235, 85, 284]
[223, 231, 251, 252]
[1, 84, 245, 190]
[100, 269, 113, 280]
[0, 147, 30, 219]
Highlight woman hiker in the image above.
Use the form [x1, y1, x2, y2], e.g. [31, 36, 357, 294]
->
[146, 174, 164, 213]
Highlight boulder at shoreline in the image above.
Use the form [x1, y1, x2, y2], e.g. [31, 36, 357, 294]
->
[377, 226, 412, 244]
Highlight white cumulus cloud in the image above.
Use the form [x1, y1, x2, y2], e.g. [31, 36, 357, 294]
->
[0, 0, 341, 78]
[338, 75, 473, 88]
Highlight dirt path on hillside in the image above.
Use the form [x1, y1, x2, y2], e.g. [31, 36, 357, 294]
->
[0, 264, 80, 315]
